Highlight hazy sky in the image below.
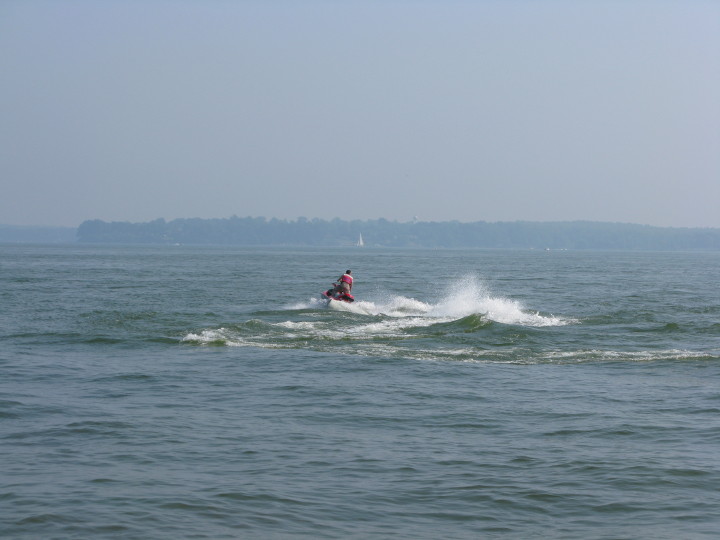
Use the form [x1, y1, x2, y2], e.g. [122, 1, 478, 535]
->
[2, 1, 719, 228]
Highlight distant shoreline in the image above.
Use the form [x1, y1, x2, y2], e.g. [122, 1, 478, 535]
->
[67, 217, 720, 250]
[4, 218, 720, 250]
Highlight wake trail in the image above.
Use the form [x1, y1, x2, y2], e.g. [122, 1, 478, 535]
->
[291, 275, 573, 327]
[183, 276, 573, 350]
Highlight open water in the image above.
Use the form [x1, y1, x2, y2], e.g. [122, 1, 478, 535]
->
[2, 244, 719, 539]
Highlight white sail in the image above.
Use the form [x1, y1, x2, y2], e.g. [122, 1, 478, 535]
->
[357, 233, 364, 247]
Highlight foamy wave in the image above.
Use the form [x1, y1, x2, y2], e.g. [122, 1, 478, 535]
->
[350, 316, 448, 337]
[542, 349, 716, 363]
[182, 328, 249, 347]
[427, 275, 572, 327]
[294, 276, 572, 327]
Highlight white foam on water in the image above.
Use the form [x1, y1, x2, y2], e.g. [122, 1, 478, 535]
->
[349, 316, 447, 337]
[184, 276, 573, 350]
[373, 296, 432, 317]
[276, 321, 316, 330]
[427, 275, 571, 327]
[295, 276, 571, 327]
[182, 328, 247, 346]
[542, 349, 716, 363]
[326, 299, 376, 315]
[182, 328, 226, 342]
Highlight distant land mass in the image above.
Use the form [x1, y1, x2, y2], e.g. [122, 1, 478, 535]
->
[67, 217, 720, 250]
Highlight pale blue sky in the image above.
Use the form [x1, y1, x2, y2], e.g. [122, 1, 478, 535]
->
[2, 0, 718, 227]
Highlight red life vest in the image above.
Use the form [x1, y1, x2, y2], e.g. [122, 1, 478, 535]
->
[340, 274, 353, 285]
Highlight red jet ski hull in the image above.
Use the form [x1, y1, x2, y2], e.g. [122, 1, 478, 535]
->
[321, 290, 355, 303]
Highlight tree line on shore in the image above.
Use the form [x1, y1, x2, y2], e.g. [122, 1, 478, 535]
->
[73, 216, 720, 250]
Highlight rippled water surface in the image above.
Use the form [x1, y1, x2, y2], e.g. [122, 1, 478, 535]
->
[2, 245, 719, 539]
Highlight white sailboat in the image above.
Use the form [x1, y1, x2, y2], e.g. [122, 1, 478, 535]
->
[357, 233, 364, 247]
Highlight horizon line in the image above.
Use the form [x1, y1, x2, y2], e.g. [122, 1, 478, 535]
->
[3, 217, 720, 231]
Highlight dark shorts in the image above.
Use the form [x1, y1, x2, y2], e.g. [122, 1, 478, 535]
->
[337, 282, 351, 294]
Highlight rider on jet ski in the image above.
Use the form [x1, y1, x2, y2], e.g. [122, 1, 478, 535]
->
[327, 270, 353, 301]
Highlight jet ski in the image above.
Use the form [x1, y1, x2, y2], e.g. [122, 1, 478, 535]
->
[321, 287, 355, 303]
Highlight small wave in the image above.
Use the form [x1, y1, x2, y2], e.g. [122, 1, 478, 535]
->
[181, 321, 718, 365]
[182, 329, 235, 346]
[540, 349, 716, 363]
